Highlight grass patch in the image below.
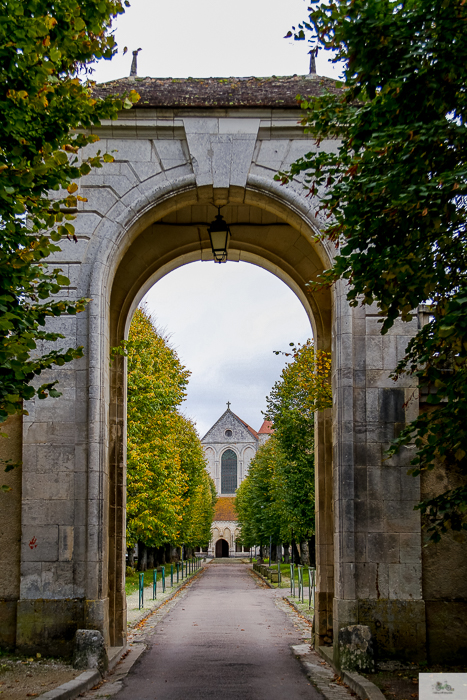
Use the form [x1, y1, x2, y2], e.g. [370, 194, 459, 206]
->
[125, 568, 163, 596]
[260, 561, 315, 584]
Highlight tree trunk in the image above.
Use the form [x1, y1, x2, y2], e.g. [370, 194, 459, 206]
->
[137, 541, 147, 572]
[165, 544, 172, 563]
[154, 545, 165, 566]
[300, 541, 310, 566]
[283, 544, 290, 564]
[292, 541, 301, 565]
[147, 547, 155, 570]
[270, 543, 277, 563]
[308, 536, 316, 567]
[127, 546, 135, 569]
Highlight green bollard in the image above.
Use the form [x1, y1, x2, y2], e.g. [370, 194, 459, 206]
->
[308, 567, 315, 610]
[162, 565, 166, 593]
[152, 569, 157, 600]
[290, 563, 295, 597]
[171, 564, 174, 586]
[139, 572, 144, 609]
[297, 565, 304, 603]
[176, 561, 179, 583]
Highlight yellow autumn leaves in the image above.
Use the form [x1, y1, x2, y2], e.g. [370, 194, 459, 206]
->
[124, 308, 216, 550]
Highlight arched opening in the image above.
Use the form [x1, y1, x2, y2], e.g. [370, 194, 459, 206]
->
[215, 539, 229, 558]
[221, 449, 237, 494]
[103, 186, 333, 647]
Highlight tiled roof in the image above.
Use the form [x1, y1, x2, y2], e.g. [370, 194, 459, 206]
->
[234, 413, 259, 440]
[258, 420, 274, 435]
[93, 74, 342, 109]
[214, 497, 237, 521]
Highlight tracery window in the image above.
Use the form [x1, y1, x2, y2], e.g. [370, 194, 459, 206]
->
[221, 449, 237, 493]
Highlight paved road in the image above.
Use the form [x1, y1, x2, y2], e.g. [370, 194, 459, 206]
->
[115, 563, 322, 700]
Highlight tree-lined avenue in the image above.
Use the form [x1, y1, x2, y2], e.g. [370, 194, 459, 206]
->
[114, 563, 322, 700]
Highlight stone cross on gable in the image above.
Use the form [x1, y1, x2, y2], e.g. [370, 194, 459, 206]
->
[227, 401, 231, 410]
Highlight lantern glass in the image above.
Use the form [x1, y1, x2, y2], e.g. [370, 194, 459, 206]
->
[210, 229, 229, 252]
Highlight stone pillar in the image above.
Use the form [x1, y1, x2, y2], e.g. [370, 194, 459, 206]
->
[332, 288, 426, 662]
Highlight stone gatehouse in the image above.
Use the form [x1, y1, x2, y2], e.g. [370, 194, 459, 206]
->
[0, 74, 465, 664]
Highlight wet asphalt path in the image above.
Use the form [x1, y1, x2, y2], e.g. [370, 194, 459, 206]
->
[115, 563, 321, 700]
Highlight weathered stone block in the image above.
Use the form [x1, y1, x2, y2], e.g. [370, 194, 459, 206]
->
[0, 600, 17, 649]
[16, 598, 85, 657]
[72, 629, 108, 675]
[338, 624, 375, 672]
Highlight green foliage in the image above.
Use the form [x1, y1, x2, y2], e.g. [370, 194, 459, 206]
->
[124, 308, 215, 550]
[236, 341, 331, 545]
[279, 0, 467, 541]
[235, 438, 283, 547]
[0, 0, 139, 422]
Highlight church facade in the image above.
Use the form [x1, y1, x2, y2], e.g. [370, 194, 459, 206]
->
[201, 405, 272, 557]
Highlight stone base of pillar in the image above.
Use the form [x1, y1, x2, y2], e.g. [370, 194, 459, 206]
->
[314, 590, 334, 647]
[333, 597, 426, 664]
[15, 597, 114, 658]
[0, 599, 17, 649]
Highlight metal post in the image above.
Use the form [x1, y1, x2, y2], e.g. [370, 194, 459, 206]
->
[139, 572, 144, 609]
[162, 565, 166, 593]
[269, 535, 272, 565]
[176, 562, 179, 583]
[290, 563, 295, 597]
[298, 565, 304, 603]
[171, 564, 174, 586]
[153, 569, 157, 600]
[278, 544, 281, 588]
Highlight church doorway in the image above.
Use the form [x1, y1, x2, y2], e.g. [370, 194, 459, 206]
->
[215, 539, 229, 558]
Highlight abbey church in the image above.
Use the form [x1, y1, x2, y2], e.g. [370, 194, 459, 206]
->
[201, 405, 273, 557]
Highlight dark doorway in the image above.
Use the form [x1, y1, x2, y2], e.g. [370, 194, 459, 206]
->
[215, 539, 229, 558]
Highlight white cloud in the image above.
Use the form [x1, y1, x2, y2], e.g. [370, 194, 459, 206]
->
[143, 262, 311, 436]
[90, 0, 343, 83]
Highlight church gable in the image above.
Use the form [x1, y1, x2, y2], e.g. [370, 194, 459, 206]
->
[201, 408, 258, 445]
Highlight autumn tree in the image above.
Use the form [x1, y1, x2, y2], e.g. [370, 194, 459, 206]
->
[0, 0, 138, 426]
[280, 0, 467, 541]
[236, 341, 332, 562]
[124, 308, 215, 568]
[235, 438, 283, 551]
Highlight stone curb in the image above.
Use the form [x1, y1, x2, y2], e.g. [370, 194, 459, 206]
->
[37, 670, 101, 700]
[317, 646, 386, 700]
[249, 566, 275, 588]
[37, 646, 125, 700]
[38, 565, 207, 700]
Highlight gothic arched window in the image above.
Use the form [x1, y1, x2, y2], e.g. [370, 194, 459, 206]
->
[221, 449, 237, 494]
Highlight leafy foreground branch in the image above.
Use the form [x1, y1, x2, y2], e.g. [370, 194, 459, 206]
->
[280, 0, 467, 541]
[236, 342, 331, 561]
[0, 0, 138, 427]
[120, 308, 216, 570]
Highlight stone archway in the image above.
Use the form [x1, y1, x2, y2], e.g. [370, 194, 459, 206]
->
[9, 98, 426, 663]
[215, 539, 229, 558]
[105, 190, 334, 649]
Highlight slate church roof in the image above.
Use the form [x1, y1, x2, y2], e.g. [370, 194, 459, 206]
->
[201, 407, 259, 444]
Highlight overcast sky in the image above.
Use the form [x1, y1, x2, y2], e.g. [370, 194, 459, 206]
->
[90, 0, 339, 437]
